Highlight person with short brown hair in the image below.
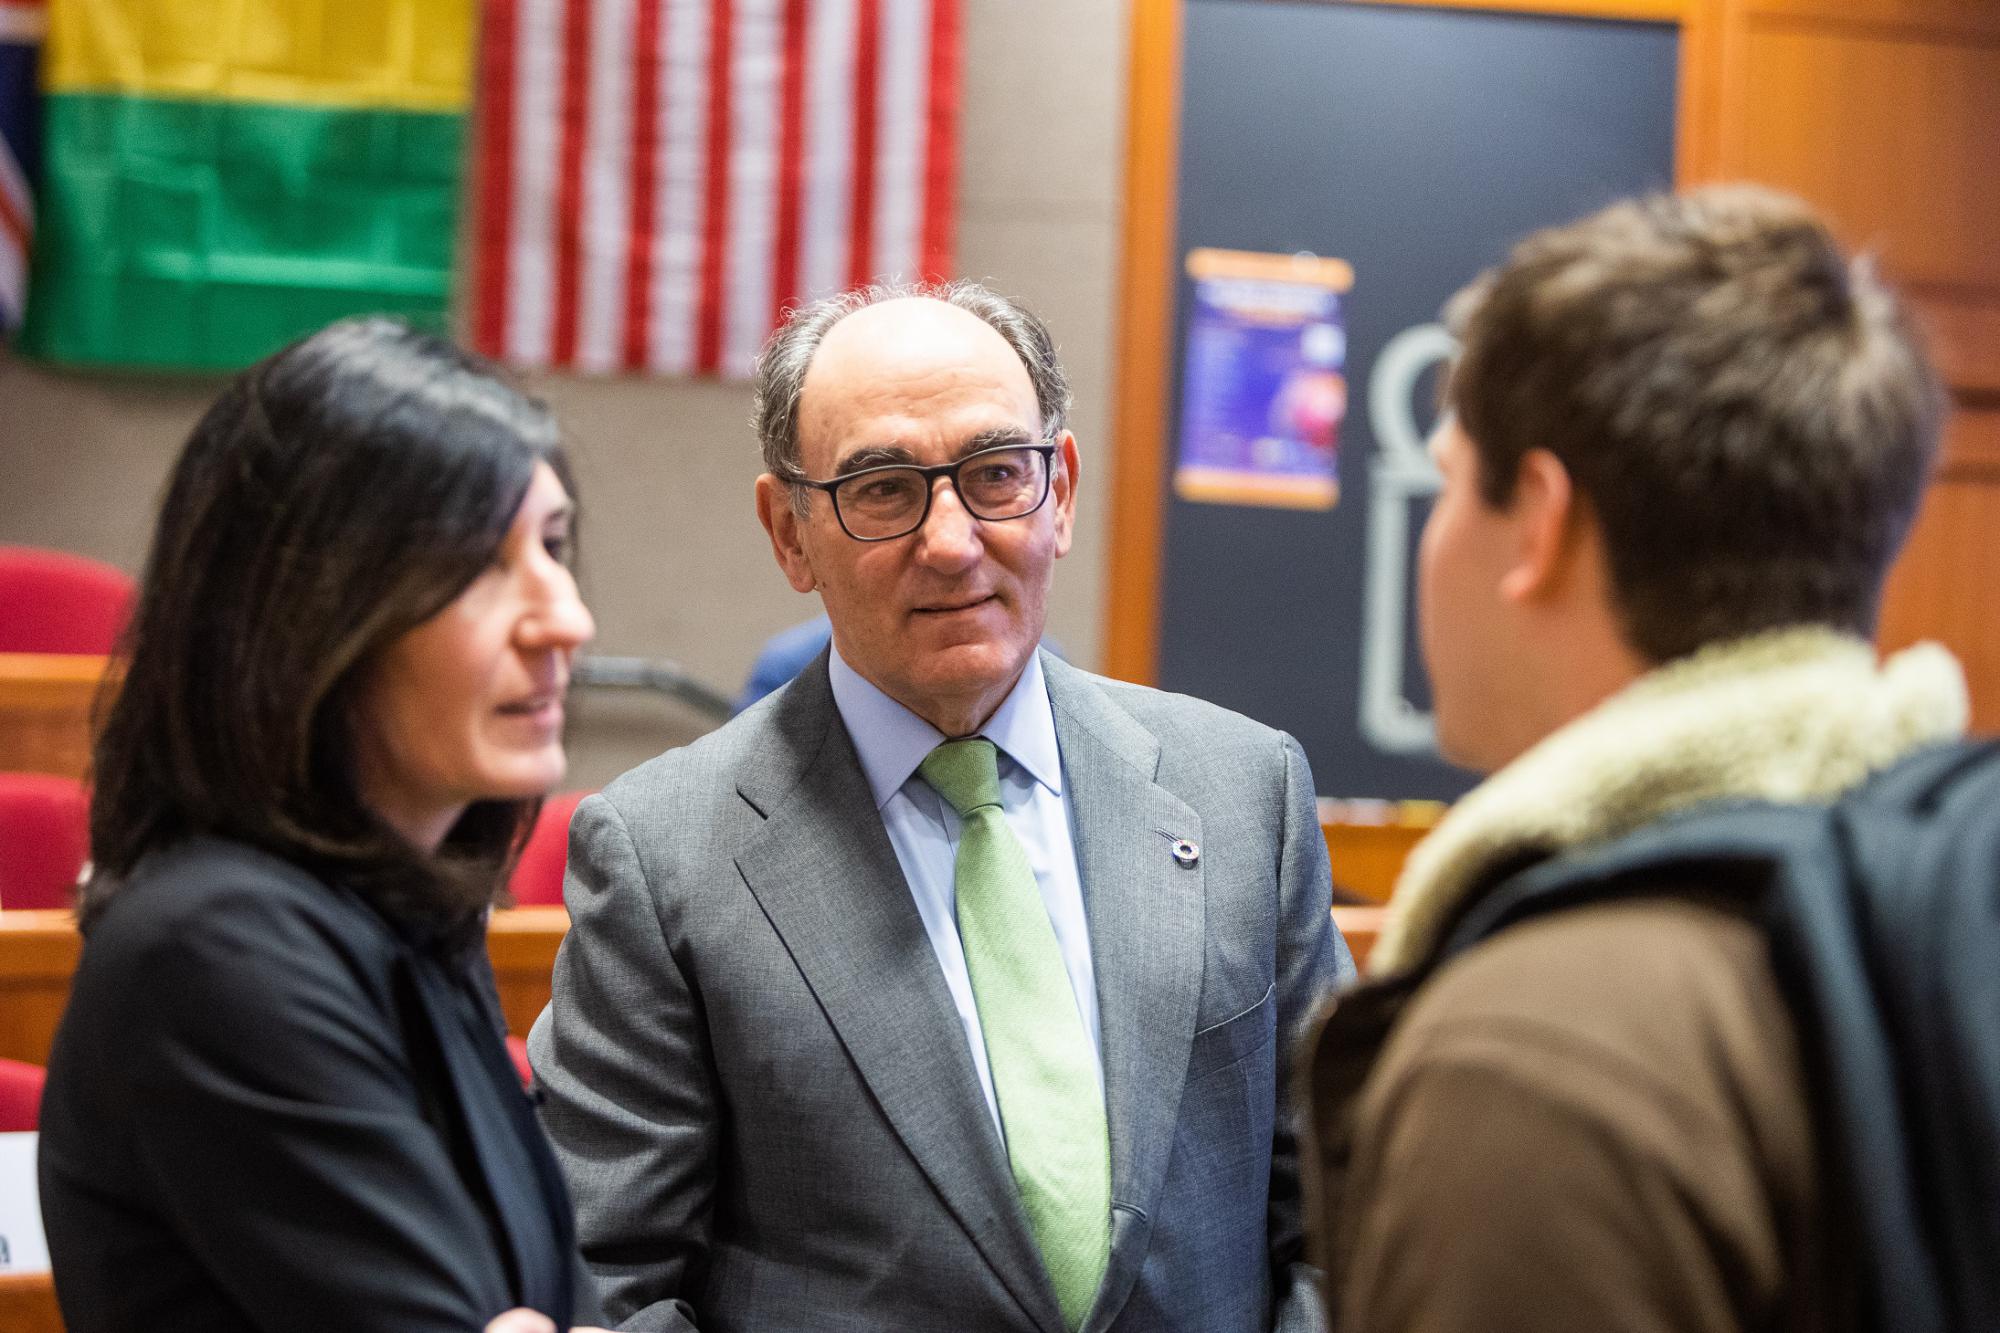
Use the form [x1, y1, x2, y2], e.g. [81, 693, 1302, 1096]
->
[1302, 186, 1966, 1332]
[1447, 184, 1939, 666]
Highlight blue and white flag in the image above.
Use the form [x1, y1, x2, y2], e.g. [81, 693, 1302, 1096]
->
[0, 0, 42, 336]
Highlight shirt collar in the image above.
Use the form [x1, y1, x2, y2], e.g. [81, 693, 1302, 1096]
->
[829, 645, 1064, 810]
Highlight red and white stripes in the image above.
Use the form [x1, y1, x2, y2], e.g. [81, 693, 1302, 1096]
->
[0, 0, 44, 334]
[473, 0, 961, 378]
[0, 123, 31, 334]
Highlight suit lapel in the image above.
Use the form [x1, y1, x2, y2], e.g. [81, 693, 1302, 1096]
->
[1043, 657, 1207, 1333]
[402, 950, 573, 1320]
[733, 664, 1067, 1333]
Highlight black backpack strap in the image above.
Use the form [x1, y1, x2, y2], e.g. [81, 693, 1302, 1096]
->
[1842, 737, 2000, 812]
[1840, 732, 2000, 804]
[1439, 800, 1830, 964]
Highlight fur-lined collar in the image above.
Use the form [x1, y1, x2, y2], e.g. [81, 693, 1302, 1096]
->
[1373, 628, 1968, 976]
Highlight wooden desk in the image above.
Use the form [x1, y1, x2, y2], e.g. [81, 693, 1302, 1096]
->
[0, 913, 79, 1067]
[1322, 804, 1440, 904]
[488, 906, 1388, 1004]
[1332, 905, 1384, 971]
[0, 909, 573, 1068]
[0, 896, 1376, 1320]
[487, 905, 571, 1039]
[0, 655, 112, 783]
[0, 1272, 61, 1333]
[0, 902, 1388, 1333]
[0, 908, 556, 1069]
[0, 899, 1385, 1333]
[0, 902, 1390, 1068]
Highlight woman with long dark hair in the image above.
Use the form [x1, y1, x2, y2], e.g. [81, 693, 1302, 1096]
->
[39, 319, 607, 1333]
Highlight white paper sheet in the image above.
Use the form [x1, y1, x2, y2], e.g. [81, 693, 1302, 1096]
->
[0, 1132, 48, 1273]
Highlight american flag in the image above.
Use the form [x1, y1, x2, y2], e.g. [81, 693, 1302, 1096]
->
[471, 0, 961, 379]
[0, 0, 41, 336]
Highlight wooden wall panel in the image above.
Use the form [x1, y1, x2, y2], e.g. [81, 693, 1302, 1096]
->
[1684, 0, 2000, 726]
[1725, 25, 2000, 292]
[1719, 15, 2000, 393]
[1879, 408, 2000, 733]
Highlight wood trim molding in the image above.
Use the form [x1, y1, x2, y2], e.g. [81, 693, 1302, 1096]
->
[1908, 291, 2000, 397]
[1938, 406, 2000, 483]
[1102, 0, 1183, 685]
[1675, 0, 1727, 183]
[1689, 0, 1759, 182]
[1740, 0, 2000, 45]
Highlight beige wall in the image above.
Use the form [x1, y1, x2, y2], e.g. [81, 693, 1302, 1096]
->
[0, 0, 1129, 791]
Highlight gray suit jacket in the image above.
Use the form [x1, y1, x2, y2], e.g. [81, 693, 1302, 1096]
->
[530, 652, 1351, 1332]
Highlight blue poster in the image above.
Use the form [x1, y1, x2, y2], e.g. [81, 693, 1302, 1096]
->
[1174, 248, 1352, 510]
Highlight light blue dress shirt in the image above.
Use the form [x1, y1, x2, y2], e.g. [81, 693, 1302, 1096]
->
[828, 646, 1102, 1140]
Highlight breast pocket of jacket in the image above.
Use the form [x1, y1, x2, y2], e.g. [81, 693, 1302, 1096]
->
[1186, 982, 1276, 1083]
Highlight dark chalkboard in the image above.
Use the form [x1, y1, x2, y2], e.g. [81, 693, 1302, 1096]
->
[1156, 0, 1678, 800]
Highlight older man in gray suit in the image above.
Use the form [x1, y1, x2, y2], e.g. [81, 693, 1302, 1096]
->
[530, 281, 1351, 1333]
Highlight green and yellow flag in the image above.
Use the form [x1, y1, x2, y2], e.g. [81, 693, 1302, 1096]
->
[23, 0, 473, 369]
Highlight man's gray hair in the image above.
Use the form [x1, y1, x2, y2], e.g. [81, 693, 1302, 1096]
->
[752, 279, 1072, 505]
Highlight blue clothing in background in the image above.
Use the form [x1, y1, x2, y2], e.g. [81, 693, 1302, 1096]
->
[735, 617, 833, 714]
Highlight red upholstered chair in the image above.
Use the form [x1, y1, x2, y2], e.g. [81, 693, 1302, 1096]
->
[506, 790, 589, 907]
[505, 1035, 535, 1089]
[0, 545, 136, 655]
[0, 772, 90, 911]
[0, 1058, 45, 1131]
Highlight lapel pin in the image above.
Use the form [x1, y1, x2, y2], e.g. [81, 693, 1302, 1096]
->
[1154, 827, 1201, 867]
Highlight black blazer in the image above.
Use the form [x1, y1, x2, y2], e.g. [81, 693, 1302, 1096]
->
[38, 836, 597, 1333]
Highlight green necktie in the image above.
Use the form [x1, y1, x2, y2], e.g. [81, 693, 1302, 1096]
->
[920, 738, 1111, 1331]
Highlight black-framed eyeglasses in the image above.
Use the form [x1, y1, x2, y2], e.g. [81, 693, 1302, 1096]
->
[790, 443, 1057, 542]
